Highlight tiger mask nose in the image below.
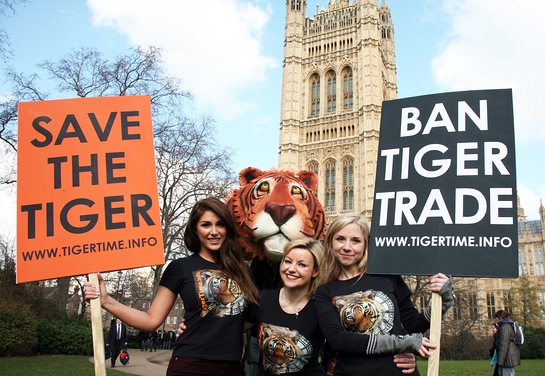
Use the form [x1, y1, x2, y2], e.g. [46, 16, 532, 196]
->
[265, 202, 296, 227]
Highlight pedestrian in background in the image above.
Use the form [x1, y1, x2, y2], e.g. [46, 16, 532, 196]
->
[494, 310, 521, 376]
[107, 317, 127, 368]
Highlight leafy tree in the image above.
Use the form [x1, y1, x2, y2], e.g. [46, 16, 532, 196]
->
[0, 235, 61, 318]
[520, 326, 545, 359]
[507, 274, 542, 326]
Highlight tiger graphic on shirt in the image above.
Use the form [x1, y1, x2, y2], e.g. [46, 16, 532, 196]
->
[194, 269, 247, 317]
[332, 290, 395, 335]
[258, 323, 312, 375]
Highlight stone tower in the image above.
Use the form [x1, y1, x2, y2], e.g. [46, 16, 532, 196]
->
[278, 0, 397, 218]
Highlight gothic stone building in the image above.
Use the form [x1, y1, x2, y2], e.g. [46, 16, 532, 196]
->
[277, 0, 545, 332]
[278, 0, 396, 218]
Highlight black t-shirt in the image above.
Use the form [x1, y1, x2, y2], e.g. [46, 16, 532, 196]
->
[160, 253, 249, 361]
[246, 289, 325, 375]
[315, 274, 430, 376]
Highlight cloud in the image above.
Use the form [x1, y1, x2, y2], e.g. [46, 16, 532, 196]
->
[517, 182, 543, 220]
[431, 0, 545, 143]
[86, 0, 277, 118]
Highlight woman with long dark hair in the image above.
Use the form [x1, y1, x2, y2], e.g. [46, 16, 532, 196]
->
[84, 197, 259, 375]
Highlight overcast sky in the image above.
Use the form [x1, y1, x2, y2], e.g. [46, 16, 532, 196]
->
[1, 0, 544, 237]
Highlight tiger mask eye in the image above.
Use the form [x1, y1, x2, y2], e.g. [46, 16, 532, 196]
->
[291, 185, 305, 199]
[258, 182, 270, 193]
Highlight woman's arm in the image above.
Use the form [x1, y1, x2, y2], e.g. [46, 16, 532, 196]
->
[398, 294, 431, 333]
[84, 272, 177, 332]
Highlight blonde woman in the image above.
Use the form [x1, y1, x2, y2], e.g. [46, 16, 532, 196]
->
[315, 213, 454, 376]
[246, 237, 325, 375]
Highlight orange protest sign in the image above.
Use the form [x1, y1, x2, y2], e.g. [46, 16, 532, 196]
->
[17, 96, 164, 283]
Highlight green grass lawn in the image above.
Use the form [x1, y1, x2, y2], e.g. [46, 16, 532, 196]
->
[1, 355, 545, 375]
[0, 355, 129, 376]
[417, 358, 545, 376]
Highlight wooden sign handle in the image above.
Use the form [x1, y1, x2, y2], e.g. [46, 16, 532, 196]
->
[89, 273, 106, 376]
[427, 292, 442, 376]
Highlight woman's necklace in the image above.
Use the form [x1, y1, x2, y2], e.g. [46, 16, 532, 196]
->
[280, 288, 309, 318]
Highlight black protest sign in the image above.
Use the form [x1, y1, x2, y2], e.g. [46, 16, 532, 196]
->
[367, 89, 518, 277]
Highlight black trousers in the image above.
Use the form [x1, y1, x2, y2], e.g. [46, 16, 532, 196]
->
[110, 340, 123, 366]
[166, 356, 243, 376]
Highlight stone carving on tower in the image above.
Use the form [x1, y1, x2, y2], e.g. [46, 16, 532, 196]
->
[278, 0, 397, 218]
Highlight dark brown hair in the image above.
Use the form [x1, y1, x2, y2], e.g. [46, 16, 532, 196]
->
[494, 310, 510, 319]
[184, 197, 259, 305]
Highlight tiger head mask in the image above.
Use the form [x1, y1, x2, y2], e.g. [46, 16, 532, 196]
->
[226, 167, 327, 262]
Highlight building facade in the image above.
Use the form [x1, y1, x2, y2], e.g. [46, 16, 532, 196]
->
[278, 0, 545, 332]
[278, 0, 396, 218]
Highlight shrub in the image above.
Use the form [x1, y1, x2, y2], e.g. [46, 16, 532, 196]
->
[0, 300, 38, 356]
[441, 329, 489, 360]
[520, 326, 545, 359]
[35, 316, 93, 356]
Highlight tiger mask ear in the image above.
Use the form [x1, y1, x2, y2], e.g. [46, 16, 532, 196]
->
[295, 170, 318, 192]
[238, 167, 264, 185]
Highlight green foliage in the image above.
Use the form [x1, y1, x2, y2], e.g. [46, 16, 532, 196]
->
[508, 275, 542, 326]
[441, 329, 490, 360]
[0, 248, 62, 320]
[35, 316, 93, 356]
[520, 326, 545, 359]
[126, 332, 139, 349]
[0, 300, 37, 356]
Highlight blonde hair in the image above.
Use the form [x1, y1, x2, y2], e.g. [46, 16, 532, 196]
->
[316, 213, 370, 286]
[282, 237, 324, 297]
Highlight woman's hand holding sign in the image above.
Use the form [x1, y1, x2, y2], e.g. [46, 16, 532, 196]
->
[428, 273, 455, 315]
[84, 273, 109, 305]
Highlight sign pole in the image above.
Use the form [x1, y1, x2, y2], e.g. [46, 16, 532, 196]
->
[89, 273, 106, 376]
[427, 292, 442, 376]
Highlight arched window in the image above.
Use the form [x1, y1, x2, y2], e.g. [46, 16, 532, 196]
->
[342, 158, 354, 210]
[535, 249, 544, 275]
[310, 73, 320, 116]
[325, 160, 336, 213]
[327, 70, 336, 113]
[342, 67, 353, 110]
[486, 293, 496, 319]
[308, 162, 319, 176]
[519, 249, 528, 276]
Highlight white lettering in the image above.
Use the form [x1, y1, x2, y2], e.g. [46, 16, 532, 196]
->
[455, 188, 487, 224]
[414, 144, 450, 178]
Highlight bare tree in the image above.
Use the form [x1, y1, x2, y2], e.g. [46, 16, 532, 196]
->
[0, 0, 28, 62]
[405, 275, 488, 359]
[6, 46, 237, 304]
[152, 113, 236, 293]
[1, 68, 47, 184]
[0, 0, 30, 184]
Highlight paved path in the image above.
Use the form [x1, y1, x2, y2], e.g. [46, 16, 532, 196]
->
[90, 349, 171, 376]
